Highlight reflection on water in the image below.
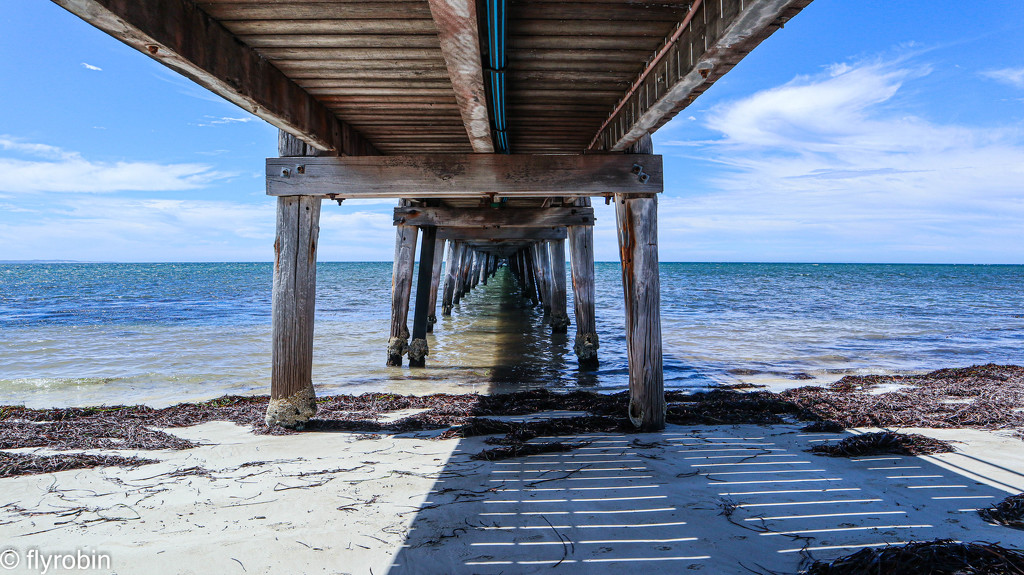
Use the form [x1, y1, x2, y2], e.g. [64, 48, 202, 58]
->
[1, 262, 1023, 408]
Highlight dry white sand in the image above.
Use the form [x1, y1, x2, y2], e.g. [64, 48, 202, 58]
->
[1, 417, 1023, 574]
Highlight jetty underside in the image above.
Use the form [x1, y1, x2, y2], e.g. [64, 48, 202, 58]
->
[54, 0, 812, 430]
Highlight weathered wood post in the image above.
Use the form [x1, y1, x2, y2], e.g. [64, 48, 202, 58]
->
[522, 247, 539, 305]
[535, 242, 552, 316]
[443, 241, 461, 313]
[454, 240, 466, 304]
[266, 132, 321, 429]
[427, 237, 445, 331]
[569, 198, 599, 369]
[409, 226, 437, 367]
[615, 193, 665, 431]
[388, 206, 419, 366]
[548, 239, 570, 333]
[480, 253, 489, 285]
[471, 251, 481, 288]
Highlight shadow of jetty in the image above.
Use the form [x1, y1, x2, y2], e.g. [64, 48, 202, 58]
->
[388, 423, 1022, 574]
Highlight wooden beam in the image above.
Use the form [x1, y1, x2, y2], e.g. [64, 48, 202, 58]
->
[396, 207, 593, 228]
[53, 0, 376, 155]
[426, 0, 493, 153]
[437, 227, 567, 241]
[267, 154, 662, 198]
[592, 0, 811, 151]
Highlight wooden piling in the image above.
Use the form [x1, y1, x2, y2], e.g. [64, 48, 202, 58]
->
[388, 211, 418, 366]
[267, 133, 322, 429]
[535, 242, 552, 316]
[427, 237, 445, 331]
[409, 226, 437, 367]
[615, 193, 665, 431]
[442, 241, 460, 314]
[522, 248, 539, 305]
[569, 198, 599, 369]
[548, 239, 570, 333]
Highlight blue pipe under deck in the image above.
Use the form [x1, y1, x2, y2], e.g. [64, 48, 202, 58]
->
[484, 0, 509, 153]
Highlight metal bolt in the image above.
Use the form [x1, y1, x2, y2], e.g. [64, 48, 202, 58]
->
[296, 165, 305, 174]
[638, 173, 650, 184]
[631, 163, 643, 175]
[280, 168, 290, 177]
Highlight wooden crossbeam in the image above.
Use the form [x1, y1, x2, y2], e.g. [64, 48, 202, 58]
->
[267, 154, 662, 198]
[53, 0, 375, 155]
[437, 227, 567, 241]
[426, 0, 493, 153]
[592, 0, 811, 152]
[396, 207, 593, 228]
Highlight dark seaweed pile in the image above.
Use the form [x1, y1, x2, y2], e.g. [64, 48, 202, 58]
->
[783, 364, 1024, 432]
[0, 452, 156, 478]
[978, 493, 1024, 530]
[809, 431, 955, 457]
[2, 364, 1021, 477]
[800, 539, 1024, 575]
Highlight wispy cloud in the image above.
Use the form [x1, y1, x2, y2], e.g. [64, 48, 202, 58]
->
[196, 116, 256, 127]
[655, 58, 1024, 263]
[0, 198, 274, 261]
[0, 136, 232, 193]
[981, 67, 1024, 89]
[81, 62, 102, 71]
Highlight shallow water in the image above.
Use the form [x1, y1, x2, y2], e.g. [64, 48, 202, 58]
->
[1, 262, 1022, 408]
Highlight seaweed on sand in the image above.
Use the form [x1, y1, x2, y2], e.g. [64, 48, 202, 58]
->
[809, 431, 955, 457]
[783, 364, 1024, 433]
[799, 539, 1024, 575]
[472, 442, 583, 461]
[978, 493, 1024, 530]
[0, 452, 156, 478]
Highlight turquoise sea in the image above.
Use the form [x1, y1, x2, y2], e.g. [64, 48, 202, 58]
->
[1, 262, 1022, 408]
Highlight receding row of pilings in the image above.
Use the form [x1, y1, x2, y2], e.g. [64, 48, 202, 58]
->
[266, 198, 666, 432]
[266, 138, 665, 431]
[386, 221, 502, 368]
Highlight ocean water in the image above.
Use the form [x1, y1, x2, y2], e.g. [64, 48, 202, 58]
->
[1, 262, 1022, 408]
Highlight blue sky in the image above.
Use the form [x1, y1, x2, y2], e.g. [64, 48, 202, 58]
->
[1, 1, 1023, 263]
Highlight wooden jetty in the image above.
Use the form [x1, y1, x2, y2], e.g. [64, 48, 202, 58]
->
[53, 0, 812, 431]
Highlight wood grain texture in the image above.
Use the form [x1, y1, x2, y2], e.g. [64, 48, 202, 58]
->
[270, 196, 320, 410]
[615, 194, 665, 431]
[426, 0, 493, 152]
[437, 227, 567, 241]
[596, 0, 812, 151]
[388, 218, 418, 366]
[548, 239, 570, 333]
[441, 240, 460, 315]
[569, 197, 599, 368]
[426, 237, 445, 331]
[396, 207, 593, 228]
[53, 0, 374, 155]
[266, 154, 663, 198]
[409, 225, 437, 367]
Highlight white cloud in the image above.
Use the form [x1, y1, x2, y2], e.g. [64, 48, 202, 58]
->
[81, 62, 102, 71]
[654, 58, 1024, 263]
[0, 136, 232, 193]
[0, 198, 275, 261]
[981, 67, 1024, 89]
[197, 116, 256, 127]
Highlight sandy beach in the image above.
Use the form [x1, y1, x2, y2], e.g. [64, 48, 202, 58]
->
[2, 367, 1024, 574]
